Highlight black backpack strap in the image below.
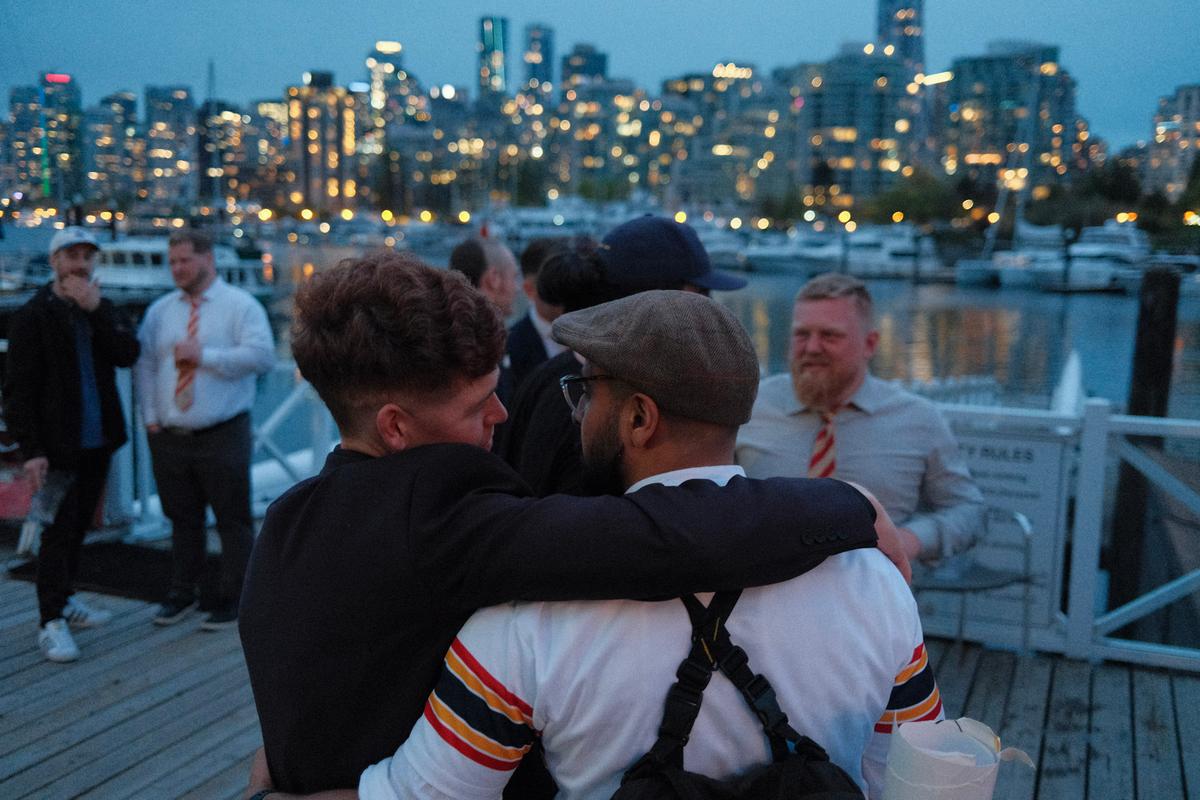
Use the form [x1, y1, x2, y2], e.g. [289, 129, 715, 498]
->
[627, 590, 742, 773]
[702, 606, 832, 764]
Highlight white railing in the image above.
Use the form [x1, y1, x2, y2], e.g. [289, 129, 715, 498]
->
[940, 399, 1200, 672]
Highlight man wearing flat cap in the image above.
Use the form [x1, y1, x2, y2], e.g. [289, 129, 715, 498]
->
[3, 227, 140, 662]
[352, 291, 939, 800]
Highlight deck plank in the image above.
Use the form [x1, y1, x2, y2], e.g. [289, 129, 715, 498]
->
[1, 671, 252, 799]
[1088, 664, 1134, 800]
[177, 752, 258, 800]
[1037, 658, 1091, 798]
[123, 721, 261, 800]
[0, 646, 245, 776]
[993, 653, 1054, 800]
[1174, 675, 1200, 797]
[1133, 669, 1185, 798]
[931, 641, 981, 718]
[77, 703, 260, 799]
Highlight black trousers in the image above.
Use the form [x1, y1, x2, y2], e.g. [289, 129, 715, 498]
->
[148, 413, 253, 606]
[37, 448, 111, 626]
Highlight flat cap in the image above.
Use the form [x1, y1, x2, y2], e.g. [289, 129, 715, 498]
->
[552, 290, 759, 426]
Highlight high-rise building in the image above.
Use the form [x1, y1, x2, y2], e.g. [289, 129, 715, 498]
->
[798, 44, 915, 206]
[877, 0, 924, 75]
[82, 91, 138, 205]
[522, 24, 554, 95]
[478, 16, 509, 99]
[942, 41, 1089, 194]
[198, 99, 248, 208]
[143, 85, 197, 211]
[561, 44, 608, 98]
[241, 100, 289, 208]
[8, 86, 42, 196]
[7, 74, 84, 203]
[285, 71, 357, 214]
[365, 41, 427, 132]
[1145, 84, 1200, 200]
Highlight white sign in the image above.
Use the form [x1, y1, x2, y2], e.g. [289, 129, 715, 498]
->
[917, 426, 1072, 644]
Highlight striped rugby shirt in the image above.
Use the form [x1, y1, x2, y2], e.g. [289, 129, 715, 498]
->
[360, 466, 941, 800]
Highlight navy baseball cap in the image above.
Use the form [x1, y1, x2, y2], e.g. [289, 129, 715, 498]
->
[596, 215, 747, 292]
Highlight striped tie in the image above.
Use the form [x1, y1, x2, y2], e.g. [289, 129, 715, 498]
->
[173, 297, 201, 411]
[807, 410, 837, 478]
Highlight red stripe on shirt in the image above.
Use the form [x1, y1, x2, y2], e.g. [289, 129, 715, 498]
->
[423, 701, 521, 771]
[450, 638, 534, 717]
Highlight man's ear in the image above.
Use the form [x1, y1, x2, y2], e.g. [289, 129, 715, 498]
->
[864, 329, 880, 359]
[623, 393, 661, 449]
[376, 403, 413, 452]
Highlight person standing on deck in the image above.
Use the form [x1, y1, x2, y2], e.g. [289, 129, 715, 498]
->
[134, 229, 274, 631]
[737, 273, 985, 565]
[3, 227, 140, 662]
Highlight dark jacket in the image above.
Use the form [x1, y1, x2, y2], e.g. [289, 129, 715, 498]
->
[498, 350, 586, 495]
[3, 284, 140, 468]
[506, 313, 550, 393]
[239, 444, 876, 793]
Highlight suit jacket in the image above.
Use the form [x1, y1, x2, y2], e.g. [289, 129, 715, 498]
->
[506, 313, 549, 394]
[2, 284, 139, 468]
[239, 443, 877, 793]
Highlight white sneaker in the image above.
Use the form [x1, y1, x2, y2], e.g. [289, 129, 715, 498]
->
[38, 619, 80, 663]
[64, 595, 113, 628]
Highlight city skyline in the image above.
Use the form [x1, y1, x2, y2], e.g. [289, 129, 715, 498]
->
[0, 0, 1194, 150]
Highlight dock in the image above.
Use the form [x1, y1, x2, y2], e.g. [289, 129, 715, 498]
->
[2, 564, 1198, 798]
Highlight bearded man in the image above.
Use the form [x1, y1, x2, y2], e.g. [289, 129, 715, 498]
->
[736, 273, 985, 564]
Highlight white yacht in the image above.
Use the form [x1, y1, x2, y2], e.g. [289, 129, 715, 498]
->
[1032, 221, 1150, 292]
[739, 227, 840, 273]
[997, 222, 1065, 289]
[94, 237, 274, 297]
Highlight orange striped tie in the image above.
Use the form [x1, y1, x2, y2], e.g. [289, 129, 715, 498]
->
[173, 297, 201, 411]
[807, 410, 837, 478]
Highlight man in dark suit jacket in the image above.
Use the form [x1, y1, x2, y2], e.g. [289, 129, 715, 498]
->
[239, 251, 907, 795]
[506, 238, 569, 393]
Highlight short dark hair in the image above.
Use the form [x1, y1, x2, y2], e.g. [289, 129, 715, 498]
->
[291, 251, 506, 436]
[534, 237, 640, 313]
[168, 229, 214, 254]
[448, 238, 487, 287]
[519, 237, 568, 278]
[796, 273, 873, 323]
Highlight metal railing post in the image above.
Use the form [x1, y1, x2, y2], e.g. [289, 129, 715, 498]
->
[1065, 398, 1110, 659]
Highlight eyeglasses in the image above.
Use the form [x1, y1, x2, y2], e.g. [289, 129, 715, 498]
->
[559, 374, 619, 416]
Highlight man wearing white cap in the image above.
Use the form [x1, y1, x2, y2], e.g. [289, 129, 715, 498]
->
[3, 227, 140, 662]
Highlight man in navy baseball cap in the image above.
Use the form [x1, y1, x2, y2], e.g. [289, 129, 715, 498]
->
[596, 215, 747, 294]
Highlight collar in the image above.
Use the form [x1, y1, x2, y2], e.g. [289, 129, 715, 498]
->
[787, 372, 887, 416]
[177, 277, 223, 305]
[529, 307, 567, 356]
[625, 464, 745, 494]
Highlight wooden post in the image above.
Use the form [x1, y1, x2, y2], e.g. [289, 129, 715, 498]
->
[1109, 268, 1181, 615]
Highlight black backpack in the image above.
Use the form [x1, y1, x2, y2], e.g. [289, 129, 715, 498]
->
[613, 590, 866, 800]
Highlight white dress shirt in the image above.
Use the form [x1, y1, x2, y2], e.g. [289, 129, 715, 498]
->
[135, 278, 275, 430]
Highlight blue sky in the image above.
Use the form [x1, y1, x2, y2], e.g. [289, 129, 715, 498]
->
[0, 0, 1194, 148]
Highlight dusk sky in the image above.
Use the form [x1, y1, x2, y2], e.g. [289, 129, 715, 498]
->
[1, 0, 1194, 150]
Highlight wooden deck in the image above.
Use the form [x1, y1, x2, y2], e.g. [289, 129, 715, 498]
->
[1, 570, 1198, 799]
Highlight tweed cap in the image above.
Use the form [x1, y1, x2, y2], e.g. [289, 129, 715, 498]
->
[551, 289, 759, 426]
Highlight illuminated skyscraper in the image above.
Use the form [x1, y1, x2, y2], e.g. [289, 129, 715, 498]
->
[8, 86, 43, 195]
[478, 16, 509, 99]
[83, 91, 138, 204]
[877, 0, 924, 75]
[943, 42, 1088, 192]
[285, 71, 357, 214]
[1146, 84, 1200, 200]
[561, 44, 607, 98]
[522, 24, 554, 95]
[7, 74, 83, 202]
[144, 85, 197, 210]
[198, 99, 248, 207]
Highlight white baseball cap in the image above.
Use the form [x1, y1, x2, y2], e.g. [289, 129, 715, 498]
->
[49, 227, 100, 257]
